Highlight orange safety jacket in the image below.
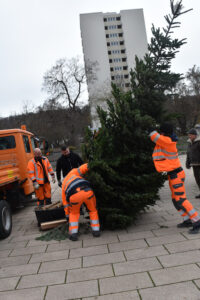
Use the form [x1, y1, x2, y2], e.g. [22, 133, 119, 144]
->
[27, 156, 54, 184]
[62, 163, 89, 216]
[150, 131, 181, 173]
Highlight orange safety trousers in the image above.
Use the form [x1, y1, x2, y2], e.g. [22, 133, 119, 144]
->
[168, 169, 200, 223]
[35, 182, 51, 206]
[68, 188, 100, 235]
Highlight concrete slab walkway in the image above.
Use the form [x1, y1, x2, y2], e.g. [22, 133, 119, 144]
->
[1, 155, 200, 299]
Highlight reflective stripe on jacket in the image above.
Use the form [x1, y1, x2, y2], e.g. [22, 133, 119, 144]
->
[27, 156, 54, 184]
[62, 163, 89, 215]
[150, 131, 181, 172]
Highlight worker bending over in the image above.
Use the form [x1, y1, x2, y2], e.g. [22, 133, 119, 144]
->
[62, 163, 100, 241]
[150, 122, 200, 234]
[27, 148, 55, 206]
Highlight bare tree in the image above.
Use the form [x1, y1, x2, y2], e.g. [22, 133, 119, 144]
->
[42, 57, 86, 110]
[186, 65, 200, 96]
[165, 66, 200, 134]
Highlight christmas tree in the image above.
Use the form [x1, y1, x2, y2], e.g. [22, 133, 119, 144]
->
[83, 0, 192, 230]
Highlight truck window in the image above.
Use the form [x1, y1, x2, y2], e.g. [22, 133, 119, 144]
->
[23, 135, 31, 153]
[0, 136, 16, 150]
[31, 137, 37, 150]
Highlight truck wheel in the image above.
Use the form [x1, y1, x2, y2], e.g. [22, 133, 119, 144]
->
[0, 200, 12, 239]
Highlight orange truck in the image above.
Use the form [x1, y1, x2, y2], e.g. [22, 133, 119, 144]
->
[0, 125, 46, 238]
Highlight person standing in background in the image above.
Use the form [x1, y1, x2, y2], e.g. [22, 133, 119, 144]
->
[27, 148, 55, 206]
[186, 128, 200, 198]
[56, 145, 83, 187]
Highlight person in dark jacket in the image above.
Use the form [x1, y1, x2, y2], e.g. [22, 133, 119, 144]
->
[56, 145, 83, 187]
[186, 128, 200, 198]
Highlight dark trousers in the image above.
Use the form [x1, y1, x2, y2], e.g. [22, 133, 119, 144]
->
[193, 166, 200, 190]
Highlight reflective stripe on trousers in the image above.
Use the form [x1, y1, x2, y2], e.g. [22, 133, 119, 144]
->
[168, 170, 200, 223]
[68, 189, 100, 235]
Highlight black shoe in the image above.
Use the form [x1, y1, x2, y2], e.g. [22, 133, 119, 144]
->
[92, 231, 101, 238]
[195, 194, 200, 199]
[177, 220, 193, 228]
[69, 233, 78, 241]
[189, 220, 200, 234]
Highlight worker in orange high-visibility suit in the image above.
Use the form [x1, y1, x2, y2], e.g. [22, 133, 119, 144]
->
[62, 163, 100, 241]
[150, 122, 200, 234]
[27, 148, 56, 206]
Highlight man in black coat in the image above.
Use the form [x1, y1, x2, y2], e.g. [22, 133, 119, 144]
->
[186, 128, 200, 198]
[56, 145, 83, 187]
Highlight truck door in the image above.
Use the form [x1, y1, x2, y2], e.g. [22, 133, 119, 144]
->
[21, 135, 34, 195]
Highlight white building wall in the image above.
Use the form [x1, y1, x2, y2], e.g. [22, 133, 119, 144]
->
[80, 9, 148, 130]
[121, 9, 148, 72]
[80, 13, 111, 98]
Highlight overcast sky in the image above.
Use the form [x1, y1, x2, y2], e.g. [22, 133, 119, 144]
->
[0, 0, 199, 117]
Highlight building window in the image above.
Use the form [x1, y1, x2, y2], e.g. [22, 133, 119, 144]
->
[123, 66, 128, 70]
[122, 57, 127, 62]
[109, 59, 113, 63]
[124, 74, 129, 79]
[108, 25, 117, 29]
[109, 33, 118, 38]
[110, 67, 113, 71]
[104, 18, 107, 22]
[118, 33, 123, 37]
[113, 58, 121, 62]
[108, 50, 111, 55]
[108, 17, 116, 22]
[125, 83, 130, 87]
[121, 49, 125, 54]
[114, 66, 122, 71]
[120, 41, 124, 45]
[116, 74, 123, 79]
[116, 16, 121, 21]
[111, 76, 115, 80]
[117, 25, 122, 29]
[105, 26, 108, 30]
[107, 42, 110, 46]
[112, 50, 120, 54]
[106, 34, 109, 38]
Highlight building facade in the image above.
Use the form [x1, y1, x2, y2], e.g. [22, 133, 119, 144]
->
[80, 9, 148, 129]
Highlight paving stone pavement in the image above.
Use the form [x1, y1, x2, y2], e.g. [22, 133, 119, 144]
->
[1, 155, 200, 299]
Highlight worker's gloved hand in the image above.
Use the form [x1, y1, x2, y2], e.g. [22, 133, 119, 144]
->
[58, 180, 62, 188]
[66, 215, 69, 223]
[52, 176, 56, 184]
[33, 182, 40, 190]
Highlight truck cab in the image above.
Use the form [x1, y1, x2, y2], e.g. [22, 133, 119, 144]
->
[0, 126, 38, 238]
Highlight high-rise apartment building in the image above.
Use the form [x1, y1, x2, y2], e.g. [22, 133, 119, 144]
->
[80, 9, 148, 129]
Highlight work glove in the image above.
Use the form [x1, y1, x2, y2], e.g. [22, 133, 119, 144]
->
[33, 181, 40, 190]
[52, 176, 56, 184]
[58, 180, 62, 188]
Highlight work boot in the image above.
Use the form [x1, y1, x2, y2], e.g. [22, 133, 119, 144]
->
[195, 194, 200, 199]
[188, 220, 200, 234]
[92, 231, 101, 238]
[69, 233, 78, 241]
[177, 219, 193, 228]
